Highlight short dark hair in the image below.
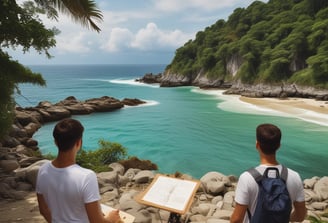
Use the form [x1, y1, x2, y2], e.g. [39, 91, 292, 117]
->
[53, 118, 84, 152]
[256, 123, 281, 155]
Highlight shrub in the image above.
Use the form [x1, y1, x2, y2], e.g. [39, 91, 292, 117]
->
[119, 156, 158, 170]
[76, 139, 128, 172]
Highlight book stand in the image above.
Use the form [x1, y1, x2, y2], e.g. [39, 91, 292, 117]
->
[135, 174, 200, 222]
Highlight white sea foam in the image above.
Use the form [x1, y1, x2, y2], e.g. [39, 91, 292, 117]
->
[110, 79, 160, 88]
[192, 88, 328, 127]
[123, 100, 159, 109]
[81, 78, 160, 88]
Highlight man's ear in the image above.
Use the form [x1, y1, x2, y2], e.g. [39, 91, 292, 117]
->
[76, 138, 82, 148]
[256, 140, 260, 150]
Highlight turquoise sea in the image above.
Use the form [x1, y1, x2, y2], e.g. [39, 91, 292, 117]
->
[15, 64, 328, 179]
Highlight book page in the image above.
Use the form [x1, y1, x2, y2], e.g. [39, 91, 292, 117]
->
[137, 174, 200, 214]
[101, 204, 135, 223]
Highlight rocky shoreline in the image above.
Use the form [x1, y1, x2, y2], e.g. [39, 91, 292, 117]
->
[0, 95, 328, 222]
[136, 73, 328, 101]
[2, 161, 328, 223]
[0, 95, 146, 198]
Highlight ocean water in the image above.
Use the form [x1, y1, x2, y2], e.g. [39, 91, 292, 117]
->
[15, 64, 328, 179]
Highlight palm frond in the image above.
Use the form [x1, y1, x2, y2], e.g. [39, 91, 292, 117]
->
[37, 0, 103, 32]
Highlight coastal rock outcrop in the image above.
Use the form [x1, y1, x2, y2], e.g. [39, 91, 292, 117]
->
[0, 95, 146, 201]
[15, 96, 146, 127]
[136, 73, 163, 84]
[160, 72, 192, 87]
[137, 72, 328, 101]
[12, 96, 145, 140]
[224, 82, 328, 100]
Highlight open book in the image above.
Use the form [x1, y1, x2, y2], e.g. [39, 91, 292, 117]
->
[101, 204, 135, 223]
[135, 174, 200, 214]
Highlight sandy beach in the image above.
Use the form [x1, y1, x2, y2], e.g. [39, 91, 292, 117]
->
[192, 88, 328, 127]
[240, 96, 328, 115]
[239, 96, 328, 126]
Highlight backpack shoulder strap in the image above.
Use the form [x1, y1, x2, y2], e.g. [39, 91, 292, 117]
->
[247, 167, 262, 183]
[281, 165, 288, 182]
[246, 167, 262, 220]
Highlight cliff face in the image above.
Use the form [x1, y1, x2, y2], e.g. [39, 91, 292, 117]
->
[156, 54, 328, 100]
[226, 54, 243, 77]
[139, 58, 328, 100]
[161, 66, 232, 89]
[165, 0, 328, 90]
[160, 72, 192, 87]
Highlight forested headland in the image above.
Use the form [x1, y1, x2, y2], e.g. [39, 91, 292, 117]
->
[162, 0, 328, 90]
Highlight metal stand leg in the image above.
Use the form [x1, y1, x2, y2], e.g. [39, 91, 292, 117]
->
[167, 213, 181, 223]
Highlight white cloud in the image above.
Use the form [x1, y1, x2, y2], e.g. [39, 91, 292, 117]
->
[101, 28, 134, 52]
[153, 0, 250, 12]
[56, 32, 92, 54]
[101, 23, 192, 53]
[131, 23, 192, 51]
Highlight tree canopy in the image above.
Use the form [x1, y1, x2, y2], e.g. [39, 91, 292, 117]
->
[0, 0, 102, 138]
[167, 0, 328, 88]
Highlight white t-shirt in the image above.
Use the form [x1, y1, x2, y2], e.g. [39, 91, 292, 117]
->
[36, 161, 101, 223]
[234, 164, 305, 223]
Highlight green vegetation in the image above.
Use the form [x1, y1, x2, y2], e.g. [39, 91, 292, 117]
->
[308, 214, 328, 223]
[76, 139, 128, 172]
[0, 0, 102, 139]
[42, 139, 158, 173]
[167, 0, 328, 88]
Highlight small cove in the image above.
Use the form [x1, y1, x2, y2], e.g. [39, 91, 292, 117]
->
[16, 64, 328, 179]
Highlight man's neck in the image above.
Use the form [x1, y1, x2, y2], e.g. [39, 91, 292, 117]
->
[260, 155, 279, 166]
[52, 152, 76, 168]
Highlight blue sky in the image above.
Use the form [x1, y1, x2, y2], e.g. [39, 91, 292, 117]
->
[9, 0, 267, 65]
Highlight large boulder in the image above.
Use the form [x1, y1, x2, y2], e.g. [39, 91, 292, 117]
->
[313, 176, 328, 201]
[85, 96, 124, 112]
[42, 106, 71, 121]
[200, 172, 231, 196]
[15, 159, 50, 187]
[0, 160, 20, 173]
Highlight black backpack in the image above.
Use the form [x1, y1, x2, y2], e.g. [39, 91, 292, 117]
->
[247, 166, 292, 223]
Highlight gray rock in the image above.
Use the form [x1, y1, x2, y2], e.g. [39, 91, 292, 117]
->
[304, 177, 320, 189]
[109, 162, 125, 175]
[200, 172, 230, 195]
[189, 214, 207, 222]
[16, 182, 33, 191]
[222, 191, 234, 210]
[97, 171, 119, 185]
[0, 160, 20, 172]
[99, 184, 116, 194]
[132, 209, 152, 223]
[310, 202, 328, 211]
[313, 176, 328, 201]
[133, 170, 155, 184]
[304, 189, 320, 202]
[207, 218, 230, 223]
[15, 159, 49, 187]
[124, 168, 141, 180]
[102, 188, 119, 201]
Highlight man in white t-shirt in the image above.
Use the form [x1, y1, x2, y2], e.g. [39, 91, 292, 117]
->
[230, 123, 307, 223]
[36, 118, 122, 223]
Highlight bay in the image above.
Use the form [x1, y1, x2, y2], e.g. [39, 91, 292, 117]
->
[16, 64, 328, 179]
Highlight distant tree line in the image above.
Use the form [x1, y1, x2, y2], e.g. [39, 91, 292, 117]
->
[166, 0, 328, 88]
